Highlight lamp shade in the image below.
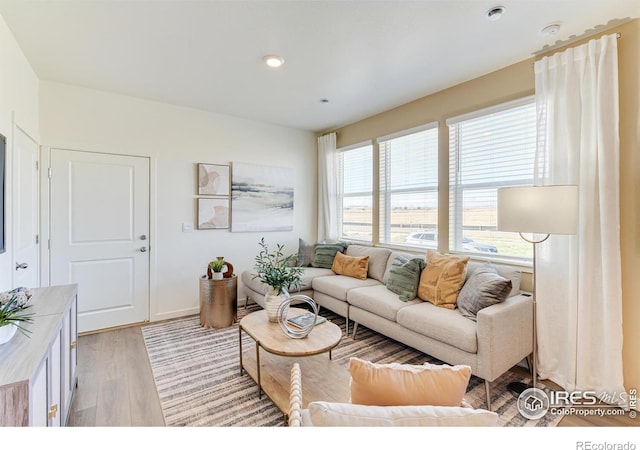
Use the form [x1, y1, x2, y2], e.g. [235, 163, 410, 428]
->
[497, 185, 578, 234]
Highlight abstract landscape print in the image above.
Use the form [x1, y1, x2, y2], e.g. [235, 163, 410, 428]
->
[231, 162, 294, 232]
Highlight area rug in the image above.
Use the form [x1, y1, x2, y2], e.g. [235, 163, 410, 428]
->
[141, 305, 562, 427]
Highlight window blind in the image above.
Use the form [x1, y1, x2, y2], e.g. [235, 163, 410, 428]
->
[339, 143, 373, 242]
[448, 98, 536, 258]
[378, 124, 438, 246]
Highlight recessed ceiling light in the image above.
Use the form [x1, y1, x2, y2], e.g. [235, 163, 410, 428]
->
[263, 55, 285, 68]
[485, 6, 506, 21]
[540, 23, 562, 37]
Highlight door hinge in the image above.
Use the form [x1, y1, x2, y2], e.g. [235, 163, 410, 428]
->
[35, 234, 39, 245]
[48, 167, 52, 178]
[35, 161, 39, 171]
[48, 239, 51, 250]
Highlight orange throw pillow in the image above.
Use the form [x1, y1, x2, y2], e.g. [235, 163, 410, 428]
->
[331, 251, 369, 280]
[417, 250, 470, 309]
[349, 358, 471, 407]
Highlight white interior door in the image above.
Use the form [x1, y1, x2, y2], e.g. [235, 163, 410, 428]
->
[50, 149, 150, 333]
[12, 126, 40, 288]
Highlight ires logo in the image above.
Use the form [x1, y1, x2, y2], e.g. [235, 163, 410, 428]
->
[549, 391, 599, 406]
[517, 387, 637, 420]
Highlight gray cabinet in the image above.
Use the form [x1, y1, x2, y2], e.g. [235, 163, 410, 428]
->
[0, 285, 78, 426]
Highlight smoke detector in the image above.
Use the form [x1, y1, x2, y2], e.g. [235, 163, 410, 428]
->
[541, 23, 562, 37]
[485, 6, 506, 21]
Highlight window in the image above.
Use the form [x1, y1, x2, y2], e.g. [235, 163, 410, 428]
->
[339, 142, 373, 242]
[447, 97, 536, 259]
[378, 124, 438, 247]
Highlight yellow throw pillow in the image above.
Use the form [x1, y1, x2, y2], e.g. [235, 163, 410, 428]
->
[417, 250, 470, 309]
[349, 358, 472, 407]
[331, 251, 369, 280]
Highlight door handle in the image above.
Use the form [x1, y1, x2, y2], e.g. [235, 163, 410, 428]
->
[15, 262, 28, 270]
[48, 403, 58, 419]
[140, 246, 148, 253]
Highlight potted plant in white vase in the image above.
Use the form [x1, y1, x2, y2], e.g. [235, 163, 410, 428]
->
[253, 238, 303, 322]
[0, 287, 34, 345]
[208, 258, 226, 280]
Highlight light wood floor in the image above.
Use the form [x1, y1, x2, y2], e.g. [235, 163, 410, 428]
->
[68, 323, 636, 427]
[68, 325, 165, 426]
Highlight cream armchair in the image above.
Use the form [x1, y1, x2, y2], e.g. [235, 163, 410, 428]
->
[288, 363, 499, 427]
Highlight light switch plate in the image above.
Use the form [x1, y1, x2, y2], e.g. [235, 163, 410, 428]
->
[182, 222, 194, 233]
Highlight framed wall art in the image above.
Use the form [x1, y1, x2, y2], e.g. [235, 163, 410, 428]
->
[231, 162, 294, 232]
[198, 163, 230, 196]
[197, 198, 230, 229]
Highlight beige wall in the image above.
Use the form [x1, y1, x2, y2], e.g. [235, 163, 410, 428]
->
[333, 58, 534, 271]
[600, 19, 638, 403]
[617, 17, 640, 406]
[331, 58, 536, 291]
[329, 19, 639, 394]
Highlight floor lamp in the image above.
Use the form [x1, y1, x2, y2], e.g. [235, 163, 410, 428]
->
[497, 185, 578, 393]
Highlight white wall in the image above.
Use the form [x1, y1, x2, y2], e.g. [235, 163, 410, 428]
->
[0, 14, 40, 291]
[39, 81, 317, 321]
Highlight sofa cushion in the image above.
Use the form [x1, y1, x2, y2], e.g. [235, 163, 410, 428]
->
[242, 267, 334, 295]
[312, 275, 380, 302]
[396, 301, 478, 353]
[466, 261, 522, 297]
[331, 252, 369, 280]
[306, 401, 498, 427]
[347, 285, 421, 321]
[312, 242, 348, 269]
[385, 255, 425, 301]
[345, 245, 392, 282]
[417, 251, 469, 309]
[298, 267, 337, 290]
[296, 238, 315, 267]
[382, 250, 422, 283]
[349, 358, 471, 407]
[457, 263, 512, 321]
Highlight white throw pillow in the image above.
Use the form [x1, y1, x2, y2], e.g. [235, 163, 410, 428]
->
[307, 401, 498, 427]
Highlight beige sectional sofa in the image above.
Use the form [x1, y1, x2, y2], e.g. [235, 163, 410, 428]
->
[241, 244, 533, 410]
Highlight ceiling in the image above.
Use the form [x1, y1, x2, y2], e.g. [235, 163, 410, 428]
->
[0, 1, 638, 132]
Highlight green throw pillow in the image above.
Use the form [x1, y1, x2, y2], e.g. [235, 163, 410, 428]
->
[386, 256, 426, 302]
[312, 242, 348, 269]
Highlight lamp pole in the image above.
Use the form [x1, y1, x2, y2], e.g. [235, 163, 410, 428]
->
[508, 232, 550, 393]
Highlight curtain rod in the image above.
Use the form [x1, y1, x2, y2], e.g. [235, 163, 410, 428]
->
[532, 18, 629, 56]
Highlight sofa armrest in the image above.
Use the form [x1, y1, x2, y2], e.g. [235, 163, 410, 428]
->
[289, 363, 303, 427]
[476, 294, 533, 381]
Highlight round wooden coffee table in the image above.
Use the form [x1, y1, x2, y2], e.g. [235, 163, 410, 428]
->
[239, 308, 342, 402]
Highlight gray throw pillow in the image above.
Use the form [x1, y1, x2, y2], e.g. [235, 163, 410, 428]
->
[296, 238, 315, 267]
[385, 256, 425, 302]
[312, 242, 348, 269]
[457, 263, 512, 321]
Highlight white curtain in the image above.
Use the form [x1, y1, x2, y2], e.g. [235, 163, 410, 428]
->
[317, 133, 339, 241]
[534, 34, 624, 401]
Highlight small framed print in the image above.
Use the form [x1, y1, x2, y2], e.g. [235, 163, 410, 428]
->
[198, 163, 230, 196]
[197, 198, 229, 229]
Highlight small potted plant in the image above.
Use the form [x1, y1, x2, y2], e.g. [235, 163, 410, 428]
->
[253, 238, 303, 322]
[0, 287, 34, 345]
[208, 258, 226, 280]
